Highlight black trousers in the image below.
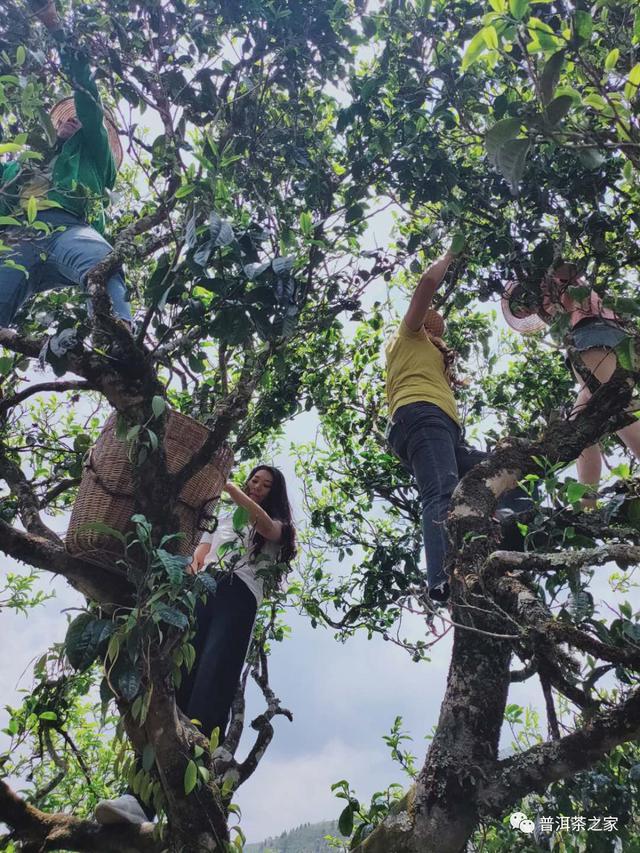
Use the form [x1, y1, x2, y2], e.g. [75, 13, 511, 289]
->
[176, 572, 257, 740]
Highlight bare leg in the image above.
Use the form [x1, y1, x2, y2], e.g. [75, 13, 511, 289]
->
[616, 420, 640, 461]
[570, 348, 619, 505]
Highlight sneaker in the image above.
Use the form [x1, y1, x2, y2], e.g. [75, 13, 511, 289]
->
[428, 581, 450, 603]
[94, 794, 148, 825]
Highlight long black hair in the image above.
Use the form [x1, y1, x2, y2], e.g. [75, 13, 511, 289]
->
[246, 465, 297, 563]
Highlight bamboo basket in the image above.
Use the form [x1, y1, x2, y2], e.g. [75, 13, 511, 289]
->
[65, 411, 233, 568]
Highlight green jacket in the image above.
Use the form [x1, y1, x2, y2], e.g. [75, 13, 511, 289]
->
[0, 43, 117, 230]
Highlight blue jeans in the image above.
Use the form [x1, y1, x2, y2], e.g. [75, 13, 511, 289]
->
[389, 402, 532, 589]
[0, 210, 131, 326]
[389, 402, 485, 590]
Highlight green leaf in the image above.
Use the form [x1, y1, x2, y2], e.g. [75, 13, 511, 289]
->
[77, 521, 127, 544]
[620, 600, 633, 620]
[345, 204, 364, 224]
[0, 356, 14, 375]
[38, 711, 57, 721]
[509, 0, 529, 21]
[496, 137, 530, 191]
[482, 25, 499, 50]
[151, 395, 166, 419]
[461, 30, 488, 73]
[566, 482, 588, 504]
[615, 337, 636, 371]
[605, 48, 620, 71]
[15, 46, 26, 66]
[209, 726, 220, 752]
[155, 549, 189, 584]
[155, 604, 189, 630]
[570, 590, 593, 622]
[485, 117, 522, 162]
[106, 633, 120, 663]
[146, 429, 158, 452]
[625, 63, 640, 101]
[0, 144, 23, 155]
[175, 183, 196, 198]
[577, 148, 605, 170]
[299, 211, 313, 237]
[573, 10, 593, 42]
[540, 50, 565, 105]
[184, 759, 198, 794]
[65, 614, 114, 672]
[566, 286, 590, 303]
[26, 195, 37, 225]
[338, 803, 355, 836]
[450, 232, 466, 256]
[527, 17, 560, 52]
[545, 94, 573, 125]
[142, 743, 156, 772]
[232, 505, 250, 533]
[113, 656, 141, 701]
[196, 572, 218, 597]
[583, 93, 608, 111]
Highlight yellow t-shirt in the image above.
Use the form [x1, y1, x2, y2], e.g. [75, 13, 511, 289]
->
[385, 319, 459, 424]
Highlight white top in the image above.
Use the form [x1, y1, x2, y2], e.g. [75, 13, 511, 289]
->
[199, 512, 281, 606]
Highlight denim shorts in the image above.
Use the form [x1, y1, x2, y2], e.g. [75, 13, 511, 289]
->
[569, 318, 627, 352]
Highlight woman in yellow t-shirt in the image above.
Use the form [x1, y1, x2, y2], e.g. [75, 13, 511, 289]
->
[386, 251, 528, 603]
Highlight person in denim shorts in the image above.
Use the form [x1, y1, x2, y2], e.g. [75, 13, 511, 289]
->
[503, 260, 640, 505]
[0, 5, 130, 327]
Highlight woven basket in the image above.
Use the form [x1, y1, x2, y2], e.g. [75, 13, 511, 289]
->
[65, 411, 234, 568]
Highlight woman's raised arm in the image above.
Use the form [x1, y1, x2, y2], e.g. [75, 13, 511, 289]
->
[223, 482, 282, 542]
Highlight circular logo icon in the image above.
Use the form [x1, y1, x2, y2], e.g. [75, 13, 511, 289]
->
[510, 812, 528, 829]
[520, 819, 535, 834]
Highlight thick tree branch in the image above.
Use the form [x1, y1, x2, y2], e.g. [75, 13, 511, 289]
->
[0, 520, 130, 605]
[0, 779, 159, 853]
[0, 381, 90, 417]
[485, 544, 640, 577]
[0, 452, 61, 544]
[479, 686, 640, 815]
[40, 478, 82, 508]
[448, 368, 634, 552]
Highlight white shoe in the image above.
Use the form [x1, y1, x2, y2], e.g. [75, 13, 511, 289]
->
[95, 794, 148, 825]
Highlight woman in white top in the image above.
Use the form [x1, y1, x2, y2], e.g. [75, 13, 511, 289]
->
[177, 465, 296, 743]
[93, 466, 296, 828]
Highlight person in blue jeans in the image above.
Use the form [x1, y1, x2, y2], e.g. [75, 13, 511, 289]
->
[386, 250, 529, 603]
[0, 2, 130, 327]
